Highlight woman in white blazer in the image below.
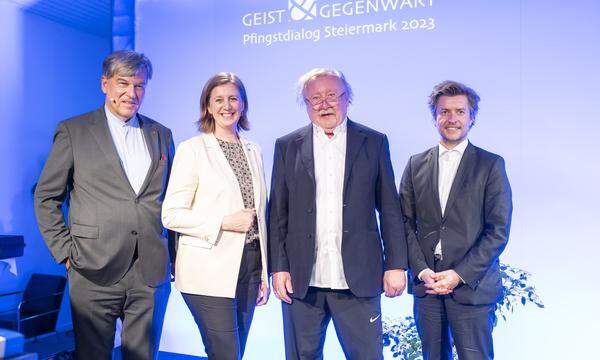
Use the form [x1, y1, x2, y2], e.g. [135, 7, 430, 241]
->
[162, 73, 269, 359]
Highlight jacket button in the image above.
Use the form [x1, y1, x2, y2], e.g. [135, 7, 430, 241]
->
[308, 234, 312, 238]
[134, 198, 139, 203]
[131, 230, 138, 236]
[441, 226, 447, 230]
[308, 209, 313, 213]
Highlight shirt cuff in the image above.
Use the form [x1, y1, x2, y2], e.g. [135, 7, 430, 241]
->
[417, 268, 433, 281]
[454, 270, 466, 284]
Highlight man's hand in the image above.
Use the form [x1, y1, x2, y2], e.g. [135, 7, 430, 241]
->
[383, 269, 406, 298]
[419, 268, 436, 286]
[425, 269, 461, 295]
[221, 208, 256, 233]
[272, 271, 293, 304]
[256, 281, 270, 306]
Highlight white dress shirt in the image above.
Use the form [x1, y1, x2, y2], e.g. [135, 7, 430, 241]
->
[434, 138, 469, 258]
[105, 106, 151, 194]
[309, 119, 349, 289]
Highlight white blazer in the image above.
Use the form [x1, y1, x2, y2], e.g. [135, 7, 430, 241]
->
[162, 133, 268, 298]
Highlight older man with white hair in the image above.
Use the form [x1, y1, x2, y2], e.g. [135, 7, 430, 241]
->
[268, 68, 408, 359]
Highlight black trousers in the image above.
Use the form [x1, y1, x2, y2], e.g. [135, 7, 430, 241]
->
[182, 242, 262, 360]
[68, 258, 170, 360]
[282, 287, 383, 360]
[414, 295, 495, 360]
[414, 259, 495, 360]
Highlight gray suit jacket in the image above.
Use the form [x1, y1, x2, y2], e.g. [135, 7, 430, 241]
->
[34, 107, 175, 287]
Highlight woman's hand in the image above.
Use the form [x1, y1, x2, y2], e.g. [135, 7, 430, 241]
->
[221, 208, 256, 233]
[256, 281, 270, 306]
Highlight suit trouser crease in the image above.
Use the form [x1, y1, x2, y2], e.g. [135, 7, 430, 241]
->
[414, 259, 495, 360]
[68, 258, 170, 360]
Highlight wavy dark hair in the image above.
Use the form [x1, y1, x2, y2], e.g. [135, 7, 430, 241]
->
[428, 80, 480, 123]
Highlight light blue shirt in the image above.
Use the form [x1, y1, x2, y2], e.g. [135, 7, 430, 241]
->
[105, 106, 151, 194]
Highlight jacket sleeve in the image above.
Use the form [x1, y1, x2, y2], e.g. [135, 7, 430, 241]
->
[164, 130, 178, 264]
[161, 140, 224, 244]
[454, 156, 513, 289]
[34, 121, 74, 264]
[267, 139, 290, 273]
[376, 135, 408, 270]
[399, 156, 430, 277]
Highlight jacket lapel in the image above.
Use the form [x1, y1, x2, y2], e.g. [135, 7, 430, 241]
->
[296, 125, 315, 184]
[442, 143, 475, 220]
[240, 136, 261, 211]
[88, 107, 133, 193]
[426, 146, 443, 219]
[137, 115, 159, 195]
[204, 133, 240, 193]
[343, 120, 366, 194]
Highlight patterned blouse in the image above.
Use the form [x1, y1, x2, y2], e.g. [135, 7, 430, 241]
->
[217, 138, 259, 244]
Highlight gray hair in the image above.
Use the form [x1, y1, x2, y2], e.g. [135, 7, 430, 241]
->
[296, 68, 354, 105]
[102, 50, 153, 81]
[428, 80, 480, 122]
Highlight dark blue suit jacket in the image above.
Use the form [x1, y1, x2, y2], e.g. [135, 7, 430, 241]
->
[400, 143, 512, 305]
[268, 120, 407, 299]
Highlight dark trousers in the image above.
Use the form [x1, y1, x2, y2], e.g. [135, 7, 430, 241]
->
[68, 258, 170, 360]
[282, 287, 383, 360]
[414, 295, 495, 360]
[182, 242, 262, 360]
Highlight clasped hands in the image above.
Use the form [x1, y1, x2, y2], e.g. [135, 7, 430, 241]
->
[420, 268, 462, 295]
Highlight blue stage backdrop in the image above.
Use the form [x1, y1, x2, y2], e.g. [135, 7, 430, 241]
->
[134, 0, 600, 358]
[0, 0, 110, 332]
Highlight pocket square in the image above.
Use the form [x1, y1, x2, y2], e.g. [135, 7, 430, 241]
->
[161, 154, 167, 161]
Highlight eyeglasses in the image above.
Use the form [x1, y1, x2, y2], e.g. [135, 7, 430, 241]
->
[305, 92, 346, 107]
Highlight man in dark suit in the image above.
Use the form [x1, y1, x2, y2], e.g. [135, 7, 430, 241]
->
[34, 51, 175, 359]
[400, 80, 512, 360]
[269, 68, 407, 359]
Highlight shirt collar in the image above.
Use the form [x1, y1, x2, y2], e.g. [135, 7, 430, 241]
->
[104, 105, 140, 130]
[438, 138, 469, 158]
[312, 117, 347, 140]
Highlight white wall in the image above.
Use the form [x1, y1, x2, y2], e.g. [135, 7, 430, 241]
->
[0, 0, 110, 330]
